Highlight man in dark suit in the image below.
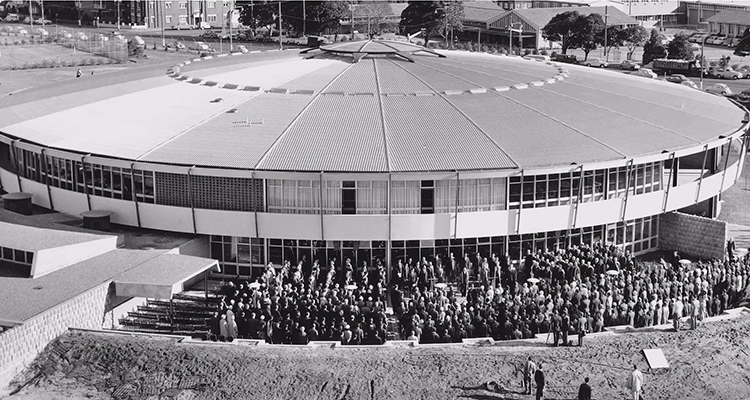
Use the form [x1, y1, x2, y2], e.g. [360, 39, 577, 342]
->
[577, 377, 592, 400]
[534, 364, 545, 400]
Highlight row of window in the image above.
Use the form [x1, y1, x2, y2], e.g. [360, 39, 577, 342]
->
[208, 216, 659, 277]
[0, 146, 685, 216]
[1, 247, 34, 266]
[508, 162, 663, 209]
[165, 1, 229, 10]
[15, 149, 155, 203]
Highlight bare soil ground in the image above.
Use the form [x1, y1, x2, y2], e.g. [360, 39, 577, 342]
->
[7, 314, 750, 400]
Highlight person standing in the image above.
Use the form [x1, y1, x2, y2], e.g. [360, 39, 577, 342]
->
[629, 364, 643, 400]
[577, 377, 592, 400]
[534, 364, 545, 400]
[523, 356, 537, 395]
[76, 69, 82, 78]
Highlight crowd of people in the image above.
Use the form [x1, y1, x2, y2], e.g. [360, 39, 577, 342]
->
[209, 258, 390, 345]
[209, 240, 750, 346]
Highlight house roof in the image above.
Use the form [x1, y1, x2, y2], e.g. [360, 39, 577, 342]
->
[706, 9, 750, 25]
[0, 220, 113, 252]
[463, 1, 506, 23]
[512, 6, 638, 29]
[0, 43, 743, 172]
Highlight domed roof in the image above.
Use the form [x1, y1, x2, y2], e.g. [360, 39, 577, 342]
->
[0, 47, 744, 173]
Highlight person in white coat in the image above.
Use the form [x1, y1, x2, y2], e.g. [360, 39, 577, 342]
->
[629, 364, 644, 400]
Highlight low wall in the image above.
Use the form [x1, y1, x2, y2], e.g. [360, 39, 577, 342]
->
[177, 236, 210, 258]
[659, 211, 727, 260]
[0, 282, 112, 391]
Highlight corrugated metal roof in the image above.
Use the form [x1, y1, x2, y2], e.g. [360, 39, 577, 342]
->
[418, 57, 555, 88]
[395, 61, 484, 93]
[382, 95, 517, 171]
[446, 93, 624, 167]
[142, 93, 314, 168]
[257, 95, 388, 172]
[375, 58, 433, 94]
[326, 59, 378, 94]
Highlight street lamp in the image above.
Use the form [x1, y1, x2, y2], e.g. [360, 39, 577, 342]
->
[604, 5, 609, 62]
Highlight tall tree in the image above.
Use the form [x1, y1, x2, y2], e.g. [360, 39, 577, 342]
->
[570, 13, 605, 61]
[442, 2, 464, 43]
[542, 11, 580, 55]
[400, 1, 445, 45]
[667, 33, 695, 61]
[642, 28, 667, 64]
[601, 25, 624, 58]
[239, 0, 277, 35]
[353, 2, 397, 38]
[621, 25, 648, 61]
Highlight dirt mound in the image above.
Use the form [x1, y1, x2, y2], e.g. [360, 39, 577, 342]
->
[7, 315, 750, 400]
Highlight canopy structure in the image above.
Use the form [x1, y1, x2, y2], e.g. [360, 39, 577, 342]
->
[113, 253, 220, 299]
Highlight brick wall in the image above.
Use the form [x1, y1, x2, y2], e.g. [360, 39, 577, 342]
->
[0, 282, 112, 390]
[659, 211, 727, 260]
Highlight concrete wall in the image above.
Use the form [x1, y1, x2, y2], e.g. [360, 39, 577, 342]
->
[177, 236, 211, 259]
[659, 211, 727, 260]
[0, 281, 112, 390]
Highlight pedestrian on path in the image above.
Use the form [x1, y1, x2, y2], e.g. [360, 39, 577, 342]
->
[76, 69, 81, 78]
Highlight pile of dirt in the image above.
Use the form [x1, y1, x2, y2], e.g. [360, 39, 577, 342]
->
[8, 314, 750, 400]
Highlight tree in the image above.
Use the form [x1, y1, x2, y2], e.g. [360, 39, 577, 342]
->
[239, 1, 277, 36]
[642, 28, 667, 64]
[602, 25, 624, 58]
[541, 11, 580, 55]
[353, 2, 398, 38]
[289, 1, 349, 36]
[400, 1, 445, 45]
[667, 33, 695, 61]
[442, 2, 464, 43]
[570, 13, 604, 61]
[621, 25, 648, 61]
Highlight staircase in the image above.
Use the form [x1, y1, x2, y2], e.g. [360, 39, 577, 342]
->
[118, 293, 222, 338]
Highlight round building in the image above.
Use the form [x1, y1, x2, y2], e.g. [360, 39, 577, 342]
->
[0, 40, 747, 278]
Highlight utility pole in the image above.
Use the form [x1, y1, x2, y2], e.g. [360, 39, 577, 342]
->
[161, 0, 165, 47]
[350, 3, 354, 40]
[302, 0, 306, 37]
[229, 0, 233, 51]
[41, 0, 45, 31]
[278, 0, 282, 50]
[604, 6, 609, 62]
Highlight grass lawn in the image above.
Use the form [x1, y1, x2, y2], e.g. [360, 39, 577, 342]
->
[718, 150, 750, 225]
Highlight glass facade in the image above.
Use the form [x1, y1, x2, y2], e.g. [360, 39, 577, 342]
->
[210, 216, 659, 278]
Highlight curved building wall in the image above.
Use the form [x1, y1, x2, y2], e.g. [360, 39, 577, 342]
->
[0, 127, 747, 275]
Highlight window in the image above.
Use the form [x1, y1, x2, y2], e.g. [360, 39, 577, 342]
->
[207, 14, 217, 22]
[178, 1, 187, 9]
[179, 15, 187, 23]
[165, 15, 172, 24]
[267, 179, 320, 214]
[165, 1, 172, 9]
[391, 180, 420, 214]
[208, 1, 215, 8]
[342, 181, 356, 214]
[420, 180, 434, 214]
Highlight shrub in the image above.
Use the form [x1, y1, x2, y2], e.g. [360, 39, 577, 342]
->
[499, 48, 508, 55]
[20, 39, 27, 45]
[540, 49, 549, 56]
[523, 49, 532, 56]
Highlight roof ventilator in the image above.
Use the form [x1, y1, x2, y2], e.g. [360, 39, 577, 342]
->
[226, 109, 238, 114]
[469, 88, 488, 94]
[267, 88, 288, 94]
[210, 98, 223, 103]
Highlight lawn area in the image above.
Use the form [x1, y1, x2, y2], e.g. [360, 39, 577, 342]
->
[718, 149, 750, 226]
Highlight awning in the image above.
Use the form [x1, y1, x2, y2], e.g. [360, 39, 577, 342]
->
[113, 253, 219, 299]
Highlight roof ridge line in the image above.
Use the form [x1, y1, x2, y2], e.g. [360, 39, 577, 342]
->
[537, 84, 701, 147]
[386, 59, 520, 169]
[372, 59, 392, 173]
[489, 88, 628, 158]
[254, 62, 358, 169]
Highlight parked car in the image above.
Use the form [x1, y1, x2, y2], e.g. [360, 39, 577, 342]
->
[736, 66, 750, 79]
[231, 45, 249, 53]
[199, 21, 211, 29]
[619, 60, 640, 70]
[681, 80, 700, 89]
[22, 16, 32, 24]
[689, 43, 702, 51]
[200, 31, 218, 39]
[17, 28, 28, 35]
[731, 37, 743, 47]
[708, 35, 726, 45]
[632, 68, 657, 79]
[35, 18, 52, 25]
[713, 68, 744, 80]
[77, 32, 88, 41]
[581, 58, 608, 68]
[689, 33, 707, 43]
[552, 53, 577, 64]
[705, 83, 732, 95]
[172, 23, 196, 30]
[721, 37, 735, 46]
[34, 28, 48, 36]
[4, 13, 19, 22]
[188, 42, 212, 52]
[665, 74, 691, 83]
